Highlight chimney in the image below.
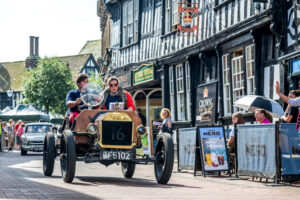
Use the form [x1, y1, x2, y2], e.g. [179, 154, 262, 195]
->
[30, 36, 34, 57]
[26, 36, 40, 68]
[35, 37, 39, 57]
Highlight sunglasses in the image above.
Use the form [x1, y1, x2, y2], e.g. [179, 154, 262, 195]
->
[109, 83, 118, 87]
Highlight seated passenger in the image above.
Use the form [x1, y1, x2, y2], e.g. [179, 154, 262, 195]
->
[66, 73, 89, 124]
[99, 77, 135, 111]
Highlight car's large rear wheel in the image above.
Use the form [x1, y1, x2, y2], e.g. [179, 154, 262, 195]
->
[60, 130, 76, 183]
[121, 162, 136, 178]
[43, 132, 56, 176]
[154, 132, 174, 184]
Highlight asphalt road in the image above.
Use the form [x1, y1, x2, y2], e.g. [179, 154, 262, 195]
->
[0, 150, 300, 200]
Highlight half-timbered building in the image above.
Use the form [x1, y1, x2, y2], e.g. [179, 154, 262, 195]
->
[99, 0, 285, 128]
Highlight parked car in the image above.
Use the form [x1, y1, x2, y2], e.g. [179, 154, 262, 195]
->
[21, 122, 54, 155]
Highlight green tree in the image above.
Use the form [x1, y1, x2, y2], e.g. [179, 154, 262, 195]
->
[22, 57, 75, 114]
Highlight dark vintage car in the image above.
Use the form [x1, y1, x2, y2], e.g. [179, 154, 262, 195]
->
[43, 85, 174, 184]
[21, 122, 53, 155]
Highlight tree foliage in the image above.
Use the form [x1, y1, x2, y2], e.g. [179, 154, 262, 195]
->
[22, 57, 75, 114]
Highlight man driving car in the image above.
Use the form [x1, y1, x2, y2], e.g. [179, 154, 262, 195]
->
[66, 73, 89, 124]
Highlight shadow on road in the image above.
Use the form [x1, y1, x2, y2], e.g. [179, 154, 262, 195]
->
[0, 151, 102, 200]
[76, 176, 202, 189]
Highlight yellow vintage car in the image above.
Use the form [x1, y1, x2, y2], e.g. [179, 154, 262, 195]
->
[42, 85, 174, 184]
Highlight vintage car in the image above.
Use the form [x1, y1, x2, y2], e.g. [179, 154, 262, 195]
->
[21, 122, 54, 155]
[43, 84, 174, 184]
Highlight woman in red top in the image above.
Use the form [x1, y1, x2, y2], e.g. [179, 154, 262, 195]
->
[16, 123, 25, 150]
[99, 76, 135, 111]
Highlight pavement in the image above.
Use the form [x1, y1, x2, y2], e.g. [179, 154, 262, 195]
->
[0, 150, 300, 200]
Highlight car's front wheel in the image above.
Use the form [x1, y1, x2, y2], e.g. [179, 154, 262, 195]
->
[20, 144, 27, 156]
[154, 132, 174, 184]
[121, 162, 136, 178]
[60, 130, 76, 183]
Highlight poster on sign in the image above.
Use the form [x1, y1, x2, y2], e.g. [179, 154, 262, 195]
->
[195, 81, 218, 126]
[178, 128, 197, 171]
[198, 126, 229, 172]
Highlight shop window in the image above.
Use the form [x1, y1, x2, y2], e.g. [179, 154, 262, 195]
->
[231, 52, 245, 112]
[169, 67, 175, 119]
[176, 64, 186, 121]
[185, 62, 191, 121]
[246, 45, 255, 95]
[222, 54, 232, 116]
[122, 0, 139, 46]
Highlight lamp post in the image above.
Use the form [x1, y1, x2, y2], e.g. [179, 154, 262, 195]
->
[6, 89, 14, 108]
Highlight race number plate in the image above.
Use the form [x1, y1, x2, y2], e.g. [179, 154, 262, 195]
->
[100, 150, 132, 160]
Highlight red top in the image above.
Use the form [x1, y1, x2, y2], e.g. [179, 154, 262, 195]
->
[103, 91, 136, 111]
[125, 91, 136, 111]
[17, 126, 24, 137]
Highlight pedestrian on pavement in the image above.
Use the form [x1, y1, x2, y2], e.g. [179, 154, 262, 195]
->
[280, 90, 300, 123]
[16, 123, 25, 150]
[255, 109, 272, 124]
[159, 108, 172, 135]
[136, 108, 146, 126]
[227, 112, 244, 152]
[66, 73, 89, 125]
[0, 118, 2, 152]
[1, 121, 8, 149]
[7, 119, 14, 151]
[99, 76, 135, 111]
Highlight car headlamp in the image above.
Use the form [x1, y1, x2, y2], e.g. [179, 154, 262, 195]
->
[87, 123, 97, 135]
[136, 125, 147, 136]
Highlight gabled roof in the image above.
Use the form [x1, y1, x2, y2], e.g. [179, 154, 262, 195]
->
[79, 40, 102, 60]
[0, 61, 26, 92]
[58, 54, 92, 80]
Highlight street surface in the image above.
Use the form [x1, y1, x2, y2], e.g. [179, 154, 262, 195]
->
[0, 151, 300, 200]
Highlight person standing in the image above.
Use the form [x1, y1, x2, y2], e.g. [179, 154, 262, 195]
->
[159, 108, 172, 135]
[0, 118, 2, 152]
[16, 124, 25, 150]
[7, 119, 14, 151]
[136, 108, 146, 126]
[281, 90, 300, 123]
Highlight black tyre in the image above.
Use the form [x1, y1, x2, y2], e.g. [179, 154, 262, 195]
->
[60, 130, 76, 183]
[20, 148, 27, 156]
[154, 132, 174, 184]
[43, 132, 56, 176]
[121, 162, 136, 178]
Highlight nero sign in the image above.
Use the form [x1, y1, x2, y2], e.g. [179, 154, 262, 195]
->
[237, 124, 276, 178]
[196, 81, 218, 126]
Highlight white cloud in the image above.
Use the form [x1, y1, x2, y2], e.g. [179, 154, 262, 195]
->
[0, 0, 100, 62]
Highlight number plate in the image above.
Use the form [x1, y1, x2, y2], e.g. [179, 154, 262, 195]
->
[100, 150, 132, 160]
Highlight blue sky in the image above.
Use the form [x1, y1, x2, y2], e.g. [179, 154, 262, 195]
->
[0, 0, 100, 62]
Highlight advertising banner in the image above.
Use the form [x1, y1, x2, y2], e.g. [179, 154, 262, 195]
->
[237, 124, 276, 178]
[279, 123, 300, 176]
[195, 81, 218, 126]
[198, 126, 229, 171]
[178, 128, 197, 170]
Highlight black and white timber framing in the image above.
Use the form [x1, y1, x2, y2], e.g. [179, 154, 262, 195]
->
[102, 0, 288, 128]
